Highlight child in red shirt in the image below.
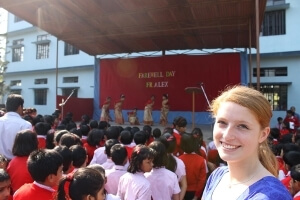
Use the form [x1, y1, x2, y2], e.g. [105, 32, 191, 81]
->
[179, 133, 206, 200]
[13, 149, 63, 200]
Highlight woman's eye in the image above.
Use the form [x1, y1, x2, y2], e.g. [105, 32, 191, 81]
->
[237, 124, 249, 129]
[216, 120, 227, 125]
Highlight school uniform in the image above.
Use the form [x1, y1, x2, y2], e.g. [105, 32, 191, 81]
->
[83, 142, 97, 164]
[173, 155, 186, 182]
[117, 172, 152, 200]
[173, 129, 182, 156]
[90, 146, 107, 165]
[145, 167, 180, 200]
[105, 165, 127, 195]
[13, 181, 55, 200]
[7, 156, 33, 193]
[294, 191, 300, 200]
[37, 135, 46, 149]
[179, 152, 206, 198]
[101, 158, 115, 170]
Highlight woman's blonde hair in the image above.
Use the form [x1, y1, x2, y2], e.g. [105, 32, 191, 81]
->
[210, 85, 278, 176]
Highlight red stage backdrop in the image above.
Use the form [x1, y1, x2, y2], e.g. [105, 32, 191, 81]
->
[100, 54, 241, 111]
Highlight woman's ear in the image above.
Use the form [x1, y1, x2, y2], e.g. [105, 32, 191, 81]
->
[259, 127, 270, 143]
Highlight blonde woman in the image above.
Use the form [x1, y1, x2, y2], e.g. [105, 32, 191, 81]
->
[202, 85, 291, 200]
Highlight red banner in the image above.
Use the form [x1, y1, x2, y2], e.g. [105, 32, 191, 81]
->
[100, 54, 241, 111]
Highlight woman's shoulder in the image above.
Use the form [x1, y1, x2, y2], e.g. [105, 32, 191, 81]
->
[245, 176, 292, 200]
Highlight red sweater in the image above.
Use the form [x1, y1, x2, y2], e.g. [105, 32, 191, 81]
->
[83, 143, 97, 165]
[173, 131, 183, 156]
[7, 156, 33, 193]
[125, 146, 134, 160]
[37, 135, 46, 149]
[179, 153, 206, 197]
[13, 183, 55, 200]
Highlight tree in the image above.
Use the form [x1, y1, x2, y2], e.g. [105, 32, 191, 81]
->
[0, 51, 9, 104]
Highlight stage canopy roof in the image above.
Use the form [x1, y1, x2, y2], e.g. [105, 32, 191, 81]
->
[0, 0, 267, 56]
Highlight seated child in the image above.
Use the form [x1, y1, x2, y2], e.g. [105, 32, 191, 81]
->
[127, 108, 140, 125]
[69, 145, 88, 174]
[120, 130, 134, 160]
[56, 167, 106, 200]
[101, 139, 119, 170]
[105, 144, 128, 195]
[0, 169, 12, 200]
[13, 149, 63, 200]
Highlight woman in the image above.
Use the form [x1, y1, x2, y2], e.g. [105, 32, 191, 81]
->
[159, 94, 169, 126]
[202, 85, 292, 200]
[144, 95, 155, 126]
[100, 97, 112, 122]
[114, 95, 125, 125]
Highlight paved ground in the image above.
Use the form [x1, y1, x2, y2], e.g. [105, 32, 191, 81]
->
[109, 122, 214, 144]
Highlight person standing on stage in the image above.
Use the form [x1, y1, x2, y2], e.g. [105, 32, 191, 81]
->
[144, 95, 155, 126]
[100, 97, 112, 122]
[159, 94, 169, 126]
[114, 94, 125, 125]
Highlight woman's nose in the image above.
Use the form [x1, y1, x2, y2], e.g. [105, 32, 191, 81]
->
[222, 126, 235, 140]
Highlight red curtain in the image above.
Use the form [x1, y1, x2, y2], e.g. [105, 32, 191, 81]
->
[56, 96, 94, 121]
[100, 53, 241, 112]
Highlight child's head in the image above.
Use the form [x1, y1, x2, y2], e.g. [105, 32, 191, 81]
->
[79, 124, 90, 137]
[53, 146, 73, 174]
[34, 122, 51, 136]
[277, 117, 283, 123]
[89, 120, 99, 129]
[106, 126, 120, 140]
[173, 116, 187, 133]
[160, 132, 177, 153]
[0, 169, 11, 200]
[27, 149, 63, 187]
[283, 151, 300, 171]
[148, 141, 167, 168]
[128, 144, 154, 174]
[191, 127, 204, 144]
[270, 128, 280, 140]
[152, 128, 161, 139]
[0, 155, 8, 170]
[133, 131, 147, 145]
[110, 144, 128, 166]
[57, 167, 105, 200]
[87, 129, 104, 147]
[12, 130, 38, 157]
[180, 133, 198, 153]
[54, 130, 69, 145]
[290, 164, 300, 196]
[104, 139, 119, 157]
[143, 125, 152, 141]
[59, 133, 82, 148]
[69, 145, 88, 168]
[98, 121, 109, 130]
[120, 130, 133, 145]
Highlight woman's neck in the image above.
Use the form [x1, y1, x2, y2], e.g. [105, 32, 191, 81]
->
[227, 158, 261, 183]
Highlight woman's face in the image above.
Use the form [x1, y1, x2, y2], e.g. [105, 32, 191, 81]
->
[213, 102, 269, 164]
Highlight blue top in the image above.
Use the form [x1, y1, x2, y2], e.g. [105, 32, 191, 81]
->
[202, 166, 292, 200]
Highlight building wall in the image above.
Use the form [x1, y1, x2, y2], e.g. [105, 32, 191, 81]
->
[4, 12, 95, 116]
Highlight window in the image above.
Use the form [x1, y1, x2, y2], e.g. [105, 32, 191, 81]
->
[62, 88, 78, 98]
[36, 35, 50, 59]
[14, 15, 23, 22]
[10, 89, 21, 95]
[262, 10, 286, 36]
[254, 84, 288, 111]
[10, 80, 21, 86]
[266, 0, 285, 6]
[253, 67, 287, 77]
[34, 89, 47, 105]
[64, 43, 79, 55]
[63, 76, 78, 83]
[12, 39, 24, 62]
[34, 78, 47, 84]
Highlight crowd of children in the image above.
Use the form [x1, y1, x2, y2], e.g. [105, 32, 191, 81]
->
[0, 101, 299, 199]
